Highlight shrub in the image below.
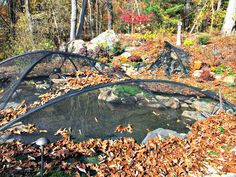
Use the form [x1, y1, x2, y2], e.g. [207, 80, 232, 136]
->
[214, 65, 235, 76]
[78, 45, 109, 59]
[197, 35, 210, 45]
[128, 55, 142, 62]
[183, 39, 194, 46]
[112, 41, 125, 56]
[200, 67, 214, 81]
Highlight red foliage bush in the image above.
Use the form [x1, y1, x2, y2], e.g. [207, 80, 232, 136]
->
[119, 9, 153, 25]
[128, 55, 142, 62]
[200, 67, 214, 81]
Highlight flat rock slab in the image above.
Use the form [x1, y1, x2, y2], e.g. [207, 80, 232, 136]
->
[141, 128, 187, 144]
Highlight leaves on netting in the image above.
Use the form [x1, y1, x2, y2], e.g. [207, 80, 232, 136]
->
[115, 124, 133, 134]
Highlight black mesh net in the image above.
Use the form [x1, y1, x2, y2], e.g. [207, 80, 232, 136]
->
[0, 51, 126, 110]
[0, 51, 51, 109]
[150, 41, 190, 76]
[1, 80, 235, 144]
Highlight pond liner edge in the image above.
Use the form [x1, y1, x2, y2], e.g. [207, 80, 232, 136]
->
[0, 79, 235, 132]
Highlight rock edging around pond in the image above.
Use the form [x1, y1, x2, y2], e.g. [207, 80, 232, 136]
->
[98, 86, 234, 121]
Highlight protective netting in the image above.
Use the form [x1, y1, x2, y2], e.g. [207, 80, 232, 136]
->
[0, 51, 127, 110]
[150, 41, 190, 76]
[0, 80, 235, 144]
[0, 52, 50, 109]
[0, 51, 235, 144]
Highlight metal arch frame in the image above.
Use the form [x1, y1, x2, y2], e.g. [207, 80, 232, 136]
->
[0, 52, 52, 109]
[0, 50, 128, 109]
[0, 79, 235, 131]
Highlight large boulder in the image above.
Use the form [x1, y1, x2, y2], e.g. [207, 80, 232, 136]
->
[142, 128, 187, 144]
[67, 39, 86, 53]
[90, 30, 119, 49]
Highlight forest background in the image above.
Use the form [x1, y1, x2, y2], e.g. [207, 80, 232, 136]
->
[0, 0, 235, 61]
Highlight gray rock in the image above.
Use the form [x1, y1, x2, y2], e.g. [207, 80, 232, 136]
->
[139, 102, 164, 109]
[121, 96, 137, 104]
[136, 93, 146, 101]
[125, 46, 137, 52]
[193, 70, 202, 78]
[68, 39, 85, 53]
[226, 109, 235, 115]
[0, 133, 14, 144]
[223, 76, 235, 84]
[221, 173, 236, 177]
[98, 90, 121, 104]
[120, 52, 132, 58]
[142, 128, 187, 144]
[192, 100, 216, 113]
[184, 97, 196, 104]
[182, 110, 206, 120]
[91, 30, 119, 49]
[204, 174, 221, 177]
[155, 95, 170, 102]
[164, 98, 180, 109]
[181, 103, 189, 108]
[5, 102, 19, 109]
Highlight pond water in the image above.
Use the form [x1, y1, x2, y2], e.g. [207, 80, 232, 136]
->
[12, 89, 195, 144]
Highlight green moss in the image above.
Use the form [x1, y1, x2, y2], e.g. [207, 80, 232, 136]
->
[114, 85, 149, 97]
[208, 151, 218, 156]
[120, 62, 139, 68]
[216, 125, 225, 134]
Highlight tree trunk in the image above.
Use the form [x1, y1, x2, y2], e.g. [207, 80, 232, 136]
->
[76, 0, 88, 39]
[184, 0, 191, 30]
[95, 0, 99, 35]
[25, 0, 34, 47]
[107, 0, 113, 30]
[70, 0, 77, 41]
[210, 0, 215, 33]
[221, 0, 236, 36]
[8, 0, 16, 36]
[88, 0, 95, 38]
[217, 0, 222, 11]
[49, 0, 61, 46]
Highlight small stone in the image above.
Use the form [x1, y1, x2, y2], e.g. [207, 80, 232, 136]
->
[204, 175, 221, 177]
[121, 96, 137, 104]
[164, 98, 180, 109]
[181, 103, 189, 108]
[125, 46, 137, 52]
[193, 70, 202, 77]
[121, 52, 132, 58]
[155, 95, 170, 102]
[98, 90, 121, 104]
[182, 111, 206, 120]
[221, 173, 236, 177]
[223, 76, 235, 84]
[214, 74, 223, 80]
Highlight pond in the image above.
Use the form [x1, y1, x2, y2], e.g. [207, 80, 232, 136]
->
[11, 83, 198, 144]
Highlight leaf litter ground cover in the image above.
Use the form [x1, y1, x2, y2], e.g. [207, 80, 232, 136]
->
[0, 36, 236, 176]
[0, 112, 235, 176]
